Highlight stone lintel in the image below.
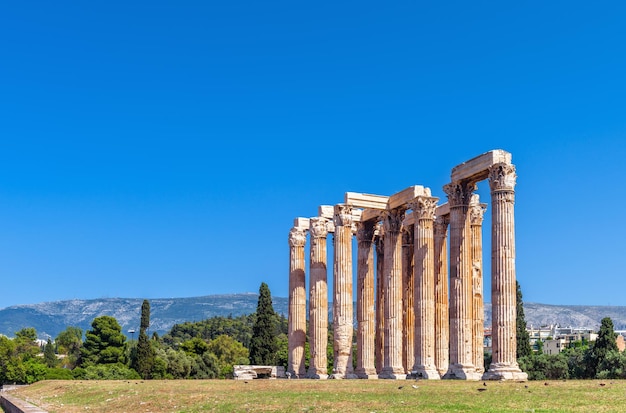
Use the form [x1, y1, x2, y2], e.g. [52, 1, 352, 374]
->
[345, 192, 389, 210]
[436, 203, 450, 217]
[451, 149, 512, 183]
[388, 185, 431, 210]
[318, 205, 334, 219]
[361, 208, 383, 222]
[293, 217, 310, 230]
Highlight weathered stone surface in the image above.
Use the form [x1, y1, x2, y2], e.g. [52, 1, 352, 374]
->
[288, 227, 307, 378]
[388, 185, 430, 209]
[233, 365, 286, 380]
[451, 149, 512, 183]
[345, 192, 389, 210]
[307, 217, 329, 379]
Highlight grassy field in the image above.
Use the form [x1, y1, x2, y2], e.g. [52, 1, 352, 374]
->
[7, 379, 626, 413]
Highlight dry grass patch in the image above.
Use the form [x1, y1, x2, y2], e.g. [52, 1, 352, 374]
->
[8, 379, 626, 412]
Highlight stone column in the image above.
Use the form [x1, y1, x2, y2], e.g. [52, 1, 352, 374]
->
[434, 214, 450, 377]
[288, 227, 307, 378]
[469, 195, 487, 374]
[410, 196, 441, 379]
[443, 181, 481, 380]
[374, 225, 385, 374]
[307, 217, 329, 379]
[379, 207, 407, 379]
[355, 220, 378, 379]
[331, 204, 357, 379]
[483, 163, 528, 381]
[402, 224, 414, 374]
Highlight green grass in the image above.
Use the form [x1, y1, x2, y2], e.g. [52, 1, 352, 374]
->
[8, 379, 626, 413]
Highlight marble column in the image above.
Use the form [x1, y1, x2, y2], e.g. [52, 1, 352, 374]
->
[288, 227, 307, 378]
[379, 207, 407, 379]
[443, 181, 481, 380]
[355, 220, 378, 379]
[307, 217, 329, 379]
[410, 196, 441, 379]
[434, 214, 450, 377]
[374, 225, 385, 374]
[401, 225, 414, 374]
[469, 195, 487, 374]
[331, 204, 357, 379]
[483, 163, 528, 381]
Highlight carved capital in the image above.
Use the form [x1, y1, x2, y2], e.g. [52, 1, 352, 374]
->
[469, 194, 487, 226]
[375, 223, 385, 255]
[402, 224, 414, 246]
[434, 215, 449, 238]
[333, 204, 353, 227]
[443, 181, 476, 207]
[382, 207, 406, 233]
[488, 163, 516, 192]
[356, 221, 376, 244]
[309, 217, 329, 239]
[409, 196, 439, 221]
[288, 227, 307, 247]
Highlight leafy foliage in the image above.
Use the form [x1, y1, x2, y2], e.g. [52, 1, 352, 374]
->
[80, 316, 127, 367]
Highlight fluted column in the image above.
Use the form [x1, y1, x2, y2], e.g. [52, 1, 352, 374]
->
[379, 207, 407, 379]
[410, 196, 441, 379]
[443, 181, 481, 380]
[401, 225, 414, 374]
[355, 220, 378, 379]
[434, 214, 450, 376]
[307, 218, 329, 379]
[374, 225, 385, 374]
[331, 204, 357, 379]
[288, 227, 307, 378]
[483, 163, 527, 381]
[469, 195, 487, 374]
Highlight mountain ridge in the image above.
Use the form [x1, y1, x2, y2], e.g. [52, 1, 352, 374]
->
[1, 295, 625, 339]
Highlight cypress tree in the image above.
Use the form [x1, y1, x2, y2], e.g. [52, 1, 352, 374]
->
[133, 299, 156, 379]
[591, 317, 618, 377]
[249, 282, 278, 365]
[516, 281, 532, 358]
[44, 338, 57, 368]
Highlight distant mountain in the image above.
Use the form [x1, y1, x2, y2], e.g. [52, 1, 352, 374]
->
[2, 295, 626, 340]
[0, 294, 289, 339]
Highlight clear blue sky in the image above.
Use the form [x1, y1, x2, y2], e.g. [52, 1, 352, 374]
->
[1, 2, 625, 308]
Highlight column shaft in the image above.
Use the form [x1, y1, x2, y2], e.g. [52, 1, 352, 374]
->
[483, 163, 527, 381]
[331, 204, 356, 379]
[470, 195, 487, 374]
[375, 227, 385, 374]
[443, 182, 481, 380]
[356, 221, 378, 378]
[307, 218, 329, 379]
[434, 215, 450, 376]
[402, 225, 414, 374]
[411, 196, 441, 379]
[379, 208, 407, 379]
[288, 227, 307, 378]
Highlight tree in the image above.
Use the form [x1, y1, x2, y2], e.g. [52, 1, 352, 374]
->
[43, 338, 57, 368]
[80, 316, 127, 367]
[249, 282, 278, 365]
[55, 326, 82, 369]
[516, 281, 532, 359]
[590, 317, 619, 377]
[132, 299, 156, 379]
[207, 335, 249, 378]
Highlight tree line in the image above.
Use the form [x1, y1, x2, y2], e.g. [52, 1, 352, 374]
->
[0, 282, 292, 383]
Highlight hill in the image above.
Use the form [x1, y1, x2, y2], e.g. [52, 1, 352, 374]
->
[1, 295, 626, 339]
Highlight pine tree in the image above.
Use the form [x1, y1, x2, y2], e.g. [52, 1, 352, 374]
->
[516, 281, 532, 358]
[249, 282, 278, 365]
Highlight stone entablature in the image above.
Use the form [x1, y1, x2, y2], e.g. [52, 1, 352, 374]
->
[287, 149, 527, 381]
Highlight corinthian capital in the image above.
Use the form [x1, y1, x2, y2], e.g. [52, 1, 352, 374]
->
[409, 196, 439, 221]
[309, 217, 329, 239]
[443, 181, 476, 207]
[488, 163, 517, 192]
[333, 204, 353, 227]
[382, 207, 406, 233]
[356, 221, 376, 243]
[288, 227, 307, 247]
[469, 194, 487, 226]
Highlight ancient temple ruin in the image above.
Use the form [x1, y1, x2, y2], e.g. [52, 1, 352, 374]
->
[287, 149, 527, 381]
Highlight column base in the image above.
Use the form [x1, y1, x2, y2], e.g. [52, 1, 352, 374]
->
[482, 363, 528, 381]
[379, 368, 407, 380]
[442, 363, 482, 380]
[408, 366, 441, 380]
[329, 373, 359, 379]
[355, 368, 379, 379]
[306, 372, 329, 379]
